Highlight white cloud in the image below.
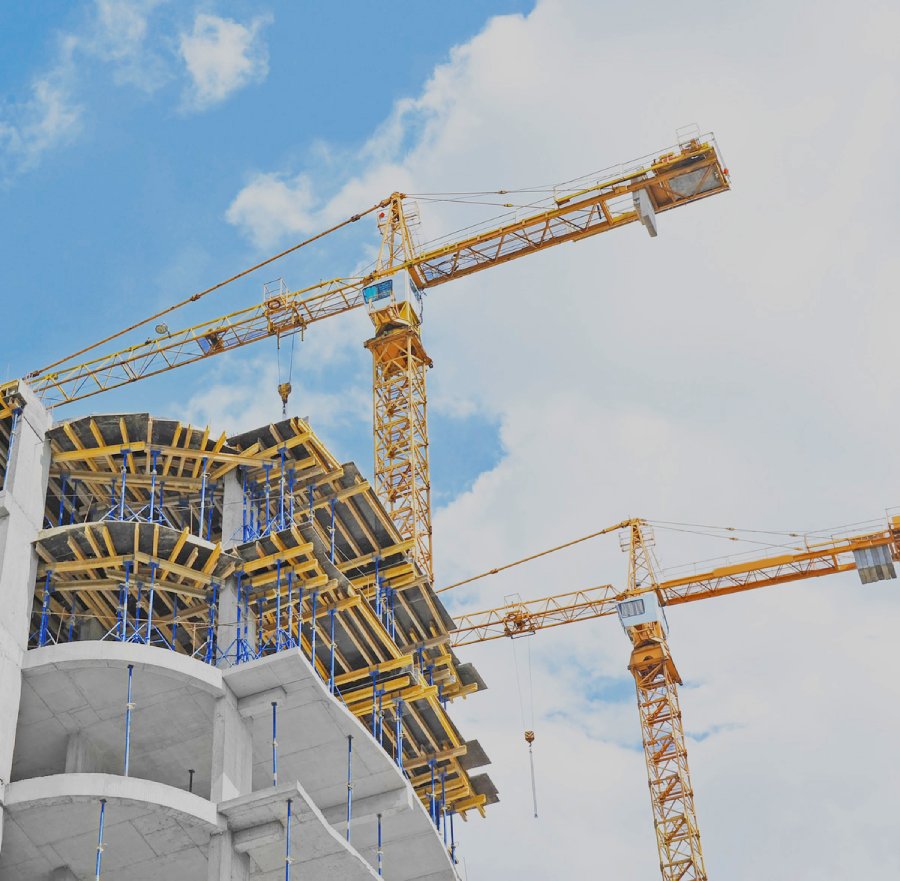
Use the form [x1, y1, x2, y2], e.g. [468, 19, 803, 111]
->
[179, 13, 270, 112]
[225, 172, 317, 250]
[178, 355, 369, 441]
[0, 67, 82, 180]
[221, 1, 900, 878]
[0, 0, 170, 181]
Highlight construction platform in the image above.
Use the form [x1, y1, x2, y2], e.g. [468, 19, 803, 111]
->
[0, 381, 496, 881]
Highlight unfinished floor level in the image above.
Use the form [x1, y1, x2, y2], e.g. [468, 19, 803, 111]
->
[0, 382, 496, 880]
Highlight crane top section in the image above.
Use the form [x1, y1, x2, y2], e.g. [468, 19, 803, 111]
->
[5, 133, 728, 408]
[448, 514, 900, 646]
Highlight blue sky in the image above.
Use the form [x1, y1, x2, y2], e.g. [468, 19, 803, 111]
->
[3, 2, 900, 879]
[0, 1, 522, 495]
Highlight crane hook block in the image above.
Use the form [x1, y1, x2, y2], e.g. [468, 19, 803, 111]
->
[524, 730, 535, 744]
[278, 382, 292, 408]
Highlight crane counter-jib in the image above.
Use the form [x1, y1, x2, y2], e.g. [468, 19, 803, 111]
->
[5, 135, 729, 408]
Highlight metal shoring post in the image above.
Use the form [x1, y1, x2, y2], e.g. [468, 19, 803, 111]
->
[310, 591, 318, 669]
[271, 702, 278, 787]
[378, 690, 384, 745]
[242, 577, 251, 659]
[133, 576, 143, 643]
[288, 468, 295, 524]
[377, 813, 383, 877]
[279, 448, 287, 530]
[242, 470, 249, 541]
[449, 808, 456, 864]
[287, 571, 295, 648]
[328, 608, 337, 694]
[275, 559, 283, 652]
[346, 734, 353, 842]
[68, 595, 76, 642]
[118, 561, 131, 642]
[394, 698, 404, 769]
[58, 472, 67, 525]
[69, 479, 78, 524]
[149, 450, 159, 523]
[204, 583, 218, 664]
[118, 449, 130, 520]
[206, 483, 215, 541]
[285, 798, 293, 881]
[145, 563, 158, 643]
[198, 457, 208, 537]
[307, 483, 314, 521]
[389, 587, 396, 641]
[124, 664, 135, 776]
[38, 571, 53, 647]
[234, 573, 245, 664]
[370, 671, 378, 737]
[171, 594, 179, 650]
[374, 556, 381, 619]
[297, 583, 304, 651]
[429, 760, 437, 825]
[264, 464, 272, 535]
[441, 772, 447, 842]
[257, 597, 264, 656]
[94, 798, 107, 881]
[330, 497, 336, 563]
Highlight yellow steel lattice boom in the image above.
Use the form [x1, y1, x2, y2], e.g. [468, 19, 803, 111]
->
[448, 514, 900, 880]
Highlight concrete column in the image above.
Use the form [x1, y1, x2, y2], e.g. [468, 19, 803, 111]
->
[207, 830, 251, 881]
[0, 382, 50, 854]
[50, 867, 78, 881]
[217, 574, 257, 667]
[210, 692, 252, 803]
[221, 469, 244, 550]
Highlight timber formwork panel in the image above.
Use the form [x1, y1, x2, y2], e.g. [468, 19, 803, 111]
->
[32, 411, 497, 823]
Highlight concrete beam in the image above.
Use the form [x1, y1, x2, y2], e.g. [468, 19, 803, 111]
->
[232, 820, 283, 853]
[236, 686, 286, 719]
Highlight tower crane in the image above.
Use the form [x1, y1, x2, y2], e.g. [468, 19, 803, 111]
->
[448, 514, 900, 881]
[0, 134, 729, 580]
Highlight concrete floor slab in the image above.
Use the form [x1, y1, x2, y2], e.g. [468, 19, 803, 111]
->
[224, 650, 457, 881]
[220, 781, 379, 881]
[14, 644, 223, 798]
[0, 773, 220, 881]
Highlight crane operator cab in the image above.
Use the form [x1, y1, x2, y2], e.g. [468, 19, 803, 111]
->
[617, 590, 669, 636]
[362, 269, 423, 334]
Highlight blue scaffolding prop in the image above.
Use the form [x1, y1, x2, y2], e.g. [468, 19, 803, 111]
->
[285, 798, 293, 881]
[124, 664, 135, 776]
[394, 698, 404, 769]
[240, 448, 299, 542]
[272, 701, 279, 787]
[94, 798, 107, 881]
[346, 734, 353, 842]
[377, 813, 383, 877]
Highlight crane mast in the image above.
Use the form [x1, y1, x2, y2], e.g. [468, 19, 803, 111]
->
[2, 136, 729, 581]
[622, 521, 706, 881]
[448, 514, 900, 878]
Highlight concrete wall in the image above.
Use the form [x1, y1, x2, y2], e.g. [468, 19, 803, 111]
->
[0, 384, 50, 854]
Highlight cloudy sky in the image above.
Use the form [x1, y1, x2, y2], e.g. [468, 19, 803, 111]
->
[3, 1, 899, 878]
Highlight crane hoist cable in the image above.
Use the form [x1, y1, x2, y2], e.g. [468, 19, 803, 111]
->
[28, 199, 389, 379]
[276, 331, 297, 416]
[511, 633, 538, 818]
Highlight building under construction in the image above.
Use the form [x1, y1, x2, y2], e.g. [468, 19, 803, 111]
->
[0, 380, 497, 880]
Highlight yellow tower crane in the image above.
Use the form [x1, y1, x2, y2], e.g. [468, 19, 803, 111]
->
[448, 514, 900, 880]
[0, 135, 729, 582]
